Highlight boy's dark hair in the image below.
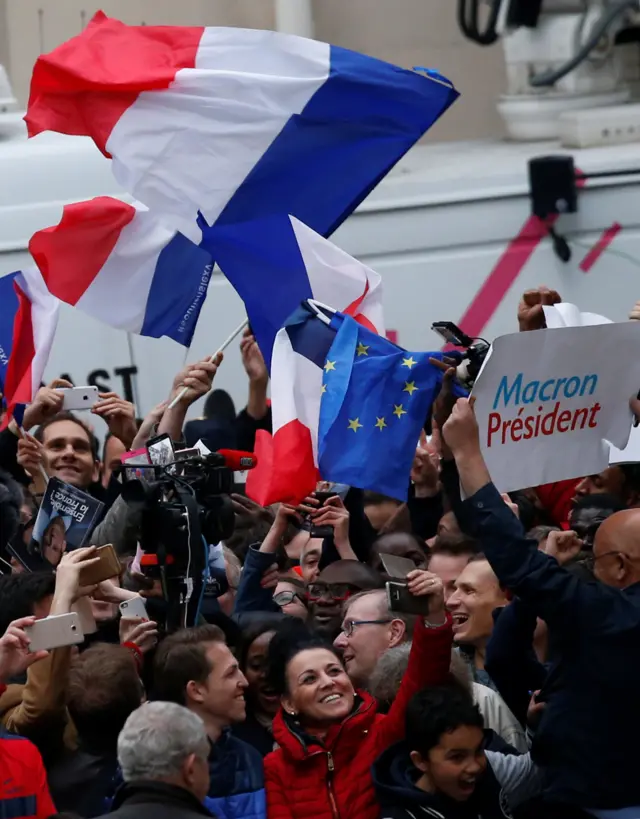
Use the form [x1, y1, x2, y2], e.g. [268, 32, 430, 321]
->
[152, 624, 226, 705]
[0, 469, 23, 554]
[405, 684, 484, 756]
[34, 411, 100, 460]
[67, 644, 143, 745]
[0, 572, 56, 635]
[267, 619, 339, 696]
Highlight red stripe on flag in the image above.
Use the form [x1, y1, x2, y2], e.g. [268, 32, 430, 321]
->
[246, 423, 319, 507]
[2, 283, 35, 422]
[25, 11, 203, 154]
[30, 197, 137, 305]
[579, 223, 622, 273]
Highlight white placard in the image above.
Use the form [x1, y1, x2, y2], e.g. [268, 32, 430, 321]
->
[472, 322, 640, 492]
[543, 303, 640, 466]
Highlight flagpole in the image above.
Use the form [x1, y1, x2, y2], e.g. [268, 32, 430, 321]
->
[167, 318, 249, 410]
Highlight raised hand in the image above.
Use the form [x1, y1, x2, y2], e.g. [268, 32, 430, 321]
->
[92, 392, 138, 449]
[517, 286, 561, 332]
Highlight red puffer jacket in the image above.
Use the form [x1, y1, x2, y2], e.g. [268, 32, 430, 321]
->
[264, 617, 453, 819]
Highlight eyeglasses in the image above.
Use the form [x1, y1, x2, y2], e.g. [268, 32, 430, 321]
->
[273, 590, 307, 608]
[585, 550, 640, 570]
[307, 583, 357, 603]
[340, 619, 393, 637]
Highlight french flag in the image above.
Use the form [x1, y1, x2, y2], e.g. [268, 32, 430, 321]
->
[247, 303, 332, 506]
[208, 214, 384, 371]
[29, 197, 213, 346]
[25, 12, 458, 242]
[0, 268, 60, 425]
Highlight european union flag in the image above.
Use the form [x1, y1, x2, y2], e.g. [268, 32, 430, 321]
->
[318, 313, 453, 500]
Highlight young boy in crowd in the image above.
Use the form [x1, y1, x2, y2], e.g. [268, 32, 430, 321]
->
[372, 685, 541, 819]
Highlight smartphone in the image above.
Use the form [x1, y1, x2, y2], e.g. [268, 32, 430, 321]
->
[25, 612, 84, 652]
[386, 581, 431, 616]
[79, 544, 121, 586]
[146, 434, 175, 468]
[379, 553, 417, 580]
[119, 595, 148, 620]
[56, 386, 99, 411]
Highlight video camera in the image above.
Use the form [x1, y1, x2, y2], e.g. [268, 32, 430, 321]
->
[431, 321, 491, 390]
[121, 450, 240, 630]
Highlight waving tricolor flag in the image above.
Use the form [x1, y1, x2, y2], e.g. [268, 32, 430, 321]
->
[29, 197, 213, 346]
[25, 12, 458, 241]
[0, 268, 60, 425]
[207, 214, 384, 371]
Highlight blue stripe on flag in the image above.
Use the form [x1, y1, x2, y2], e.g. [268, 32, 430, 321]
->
[285, 304, 337, 370]
[213, 46, 458, 238]
[0, 272, 19, 385]
[210, 215, 313, 372]
[141, 233, 213, 346]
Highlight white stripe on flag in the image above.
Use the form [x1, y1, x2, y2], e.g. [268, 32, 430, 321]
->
[75, 206, 175, 334]
[271, 328, 323, 465]
[107, 28, 330, 242]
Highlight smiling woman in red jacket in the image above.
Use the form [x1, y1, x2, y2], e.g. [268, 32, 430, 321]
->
[263, 569, 453, 819]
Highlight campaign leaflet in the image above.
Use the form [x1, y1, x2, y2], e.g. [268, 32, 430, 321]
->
[29, 478, 104, 567]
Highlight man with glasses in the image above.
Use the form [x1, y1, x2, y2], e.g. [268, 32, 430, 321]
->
[334, 589, 414, 690]
[306, 559, 384, 639]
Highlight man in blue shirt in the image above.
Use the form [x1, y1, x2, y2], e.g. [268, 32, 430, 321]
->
[442, 397, 640, 818]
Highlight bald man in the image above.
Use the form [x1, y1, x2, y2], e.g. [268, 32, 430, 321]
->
[443, 398, 640, 817]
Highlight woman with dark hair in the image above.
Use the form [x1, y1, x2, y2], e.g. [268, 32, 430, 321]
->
[232, 617, 285, 756]
[263, 570, 453, 819]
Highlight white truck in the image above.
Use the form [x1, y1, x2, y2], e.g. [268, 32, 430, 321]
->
[1, 0, 640, 425]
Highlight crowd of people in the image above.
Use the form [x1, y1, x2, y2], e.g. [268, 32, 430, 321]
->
[0, 288, 639, 819]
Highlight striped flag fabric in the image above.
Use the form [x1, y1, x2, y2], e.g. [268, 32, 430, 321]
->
[25, 12, 458, 242]
[208, 213, 384, 371]
[0, 268, 60, 425]
[29, 197, 213, 346]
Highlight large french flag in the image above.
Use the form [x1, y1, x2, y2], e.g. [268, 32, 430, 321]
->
[0, 268, 60, 425]
[209, 214, 384, 371]
[25, 12, 459, 242]
[29, 197, 213, 346]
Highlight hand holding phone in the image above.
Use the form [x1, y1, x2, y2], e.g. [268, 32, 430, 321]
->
[119, 596, 148, 620]
[55, 386, 99, 411]
[25, 613, 84, 653]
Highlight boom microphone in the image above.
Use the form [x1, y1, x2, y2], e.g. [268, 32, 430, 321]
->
[217, 450, 258, 471]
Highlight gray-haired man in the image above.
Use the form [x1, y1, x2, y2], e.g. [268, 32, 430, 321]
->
[98, 701, 212, 819]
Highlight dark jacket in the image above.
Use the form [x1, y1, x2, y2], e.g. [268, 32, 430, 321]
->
[47, 745, 119, 817]
[231, 712, 274, 758]
[205, 730, 266, 819]
[462, 481, 640, 810]
[372, 740, 540, 819]
[99, 781, 211, 819]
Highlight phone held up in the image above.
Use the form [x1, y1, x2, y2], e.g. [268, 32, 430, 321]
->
[379, 552, 431, 616]
[55, 386, 100, 411]
[25, 612, 84, 653]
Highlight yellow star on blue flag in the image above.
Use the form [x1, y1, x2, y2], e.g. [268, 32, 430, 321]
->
[317, 313, 461, 500]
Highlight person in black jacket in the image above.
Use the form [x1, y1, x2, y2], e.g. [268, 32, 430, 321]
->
[443, 397, 640, 815]
[373, 685, 541, 819]
[97, 701, 212, 819]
